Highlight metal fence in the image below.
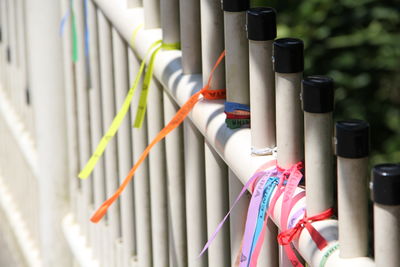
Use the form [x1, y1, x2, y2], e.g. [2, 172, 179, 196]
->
[0, 0, 398, 267]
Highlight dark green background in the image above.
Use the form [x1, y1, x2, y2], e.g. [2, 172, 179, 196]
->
[251, 0, 400, 165]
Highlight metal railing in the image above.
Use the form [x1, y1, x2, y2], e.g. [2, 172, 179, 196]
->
[0, 0, 398, 267]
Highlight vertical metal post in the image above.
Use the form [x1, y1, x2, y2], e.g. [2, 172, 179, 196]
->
[200, 0, 225, 89]
[163, 91, 187, 267]
[143, 0, 160, 29]
[302, 76, 334, 216]
[184, 120, 207, 267]
[147, 81, 169, 267]
[2, 0, 10, 96]
[223, 1, 250, 264]
[0, 0, 6, 83]
[205, 141, 231, 267]
[336, 120, 369, 258]
[274, 38, 304, 266]
[87, 0, 107, 263]
[228, 169, 250, 265]
[180, 2, 207, 264]
[25, 0, 72, 265]
[8, 0, 18, 110]
[16, 0, 28, 120]
[201, 1, 229, 266]
[60, 0, 80, 222]
[248, 7, 276, 153]
[247, 7, 279, 266]
[161, 0, 180, 45]
[223, 0, 249, 104]
[140, 1, 169, 264]
[97, 10, 121, 267]
[160, 0, 186, 265]
[274, 38, 304, 169]
[112, 28, 136, 267]
[372, 163, 400, 267]
[179, 0, 201, 74]
[74, 0, 93, 241]
[129, 49, 153, 267]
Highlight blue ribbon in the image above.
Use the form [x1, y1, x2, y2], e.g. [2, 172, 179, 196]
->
[247, 176, 279, 266]
[59, 9, 70, 36]
[224, 101, 251, 113]
[83, 0, 89, 58]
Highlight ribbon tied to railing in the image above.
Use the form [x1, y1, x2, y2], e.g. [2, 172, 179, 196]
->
[90, 50, 226, 223]
[278, 207, 334, 250]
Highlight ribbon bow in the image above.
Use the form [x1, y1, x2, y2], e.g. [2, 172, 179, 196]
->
[278, 208, 334, 250]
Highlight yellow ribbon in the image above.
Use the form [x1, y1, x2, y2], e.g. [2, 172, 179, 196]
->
[133, 42, 181, 128]
[130, 24, 144, 49]
[78, 28, 161, 179]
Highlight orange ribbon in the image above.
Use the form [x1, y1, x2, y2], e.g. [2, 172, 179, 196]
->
[90, 51, 226, 223]
[277, 208, 334, 251]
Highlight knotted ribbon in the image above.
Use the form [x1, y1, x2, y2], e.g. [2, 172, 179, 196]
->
[278, 208, 334, 251]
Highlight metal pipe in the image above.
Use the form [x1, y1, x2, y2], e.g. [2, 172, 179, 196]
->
[205, 141, 231, 267]
[143, 0, 160, 29]
[0, 0, 6, 84]
[246, 7, 279, 266]
[129, 49, 153, 267]
[372, 163, 400, 267]
[146, 79, 169, 267]
[25, 0, 72, 265]
[179, 0, 201, 74]
[199, 1, 230, 266]
[302, 76, 334, 216]
[223, 1, 249, 104]
[184, 120, 207, 267]
[248, 7, 276, 153]
[160, 0, 186, 265]
[87, 0, 107, 262]
[60, 0, 80, 225]
[163, 91, 187, 267]
[228, 169, 250, 265]
[97, 10, 121, 267]
[223, 1, 251, 264]
[274, 37, 304, 266]
[2, 0, 10, 97]
[16, 0, 28, 120]
[112, 28, 136, 266]
[160, 0, 180, 46]
[7, 0, 18, 112]
[200, 0, 225, 89]
[274, 38, 304, 169]
[336, 120, 370, 258]
[73, 0, 93, 242]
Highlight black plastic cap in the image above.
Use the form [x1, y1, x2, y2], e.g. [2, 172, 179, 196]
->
[336, 120, 370, 158]
[302, 76, 334, 113]
[223, 0, 250, 12]
[247, 8, 276, 41]
[372, 164, 400, 205]
[273, 38, 304, 73]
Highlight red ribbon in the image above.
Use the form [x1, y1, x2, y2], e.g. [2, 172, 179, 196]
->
[277, 208, 334, 251]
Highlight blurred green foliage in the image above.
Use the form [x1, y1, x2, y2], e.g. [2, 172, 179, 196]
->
[251, 0, 400, 165]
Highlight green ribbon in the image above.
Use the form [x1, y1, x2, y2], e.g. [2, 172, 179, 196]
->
[70, 0, 78, 62]
[225, 118, 251, 129]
